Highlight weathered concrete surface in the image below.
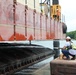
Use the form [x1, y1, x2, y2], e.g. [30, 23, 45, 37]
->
[50, 58, 76, 75]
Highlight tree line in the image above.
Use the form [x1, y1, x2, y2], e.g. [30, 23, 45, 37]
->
[66, 30, 76, 40]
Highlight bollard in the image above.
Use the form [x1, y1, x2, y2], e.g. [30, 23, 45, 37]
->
[53, 40, 60, 59]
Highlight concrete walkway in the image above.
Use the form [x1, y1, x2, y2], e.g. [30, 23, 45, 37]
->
[50, 57, 76, 75]
[34, 63, 51, 75]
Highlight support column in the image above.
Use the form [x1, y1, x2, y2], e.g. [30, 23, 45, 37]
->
[53, 39, 60, 59]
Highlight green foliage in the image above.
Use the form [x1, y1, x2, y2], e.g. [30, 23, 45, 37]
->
[66, 30, 76, 40]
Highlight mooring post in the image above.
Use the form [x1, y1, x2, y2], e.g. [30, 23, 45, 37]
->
[53, 39, 60, 59]
[29, 40, 31, 45]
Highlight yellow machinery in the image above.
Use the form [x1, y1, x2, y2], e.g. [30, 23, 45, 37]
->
[51, 0, 61, 21]
[40, 0, 61, 21]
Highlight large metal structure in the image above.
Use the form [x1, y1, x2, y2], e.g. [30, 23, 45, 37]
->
[0, 0, 67, 75]
[0, 0, 66, 41]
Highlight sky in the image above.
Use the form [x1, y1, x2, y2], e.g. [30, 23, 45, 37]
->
[58, 0, 76, 32]
[41, 0, 76, 32]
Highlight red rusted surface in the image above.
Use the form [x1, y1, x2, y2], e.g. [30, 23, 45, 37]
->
[50, 19, 55, 39]
[0, 35, 4, 41]
[26, 8, 34, 40]
[46, 17, 50, 39]
[0, 0, 65, 41]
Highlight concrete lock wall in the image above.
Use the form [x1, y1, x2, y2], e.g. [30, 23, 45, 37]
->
[50, 58, 76, 75]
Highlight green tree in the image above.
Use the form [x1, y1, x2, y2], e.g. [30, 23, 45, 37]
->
[66, 30, 76, 39]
